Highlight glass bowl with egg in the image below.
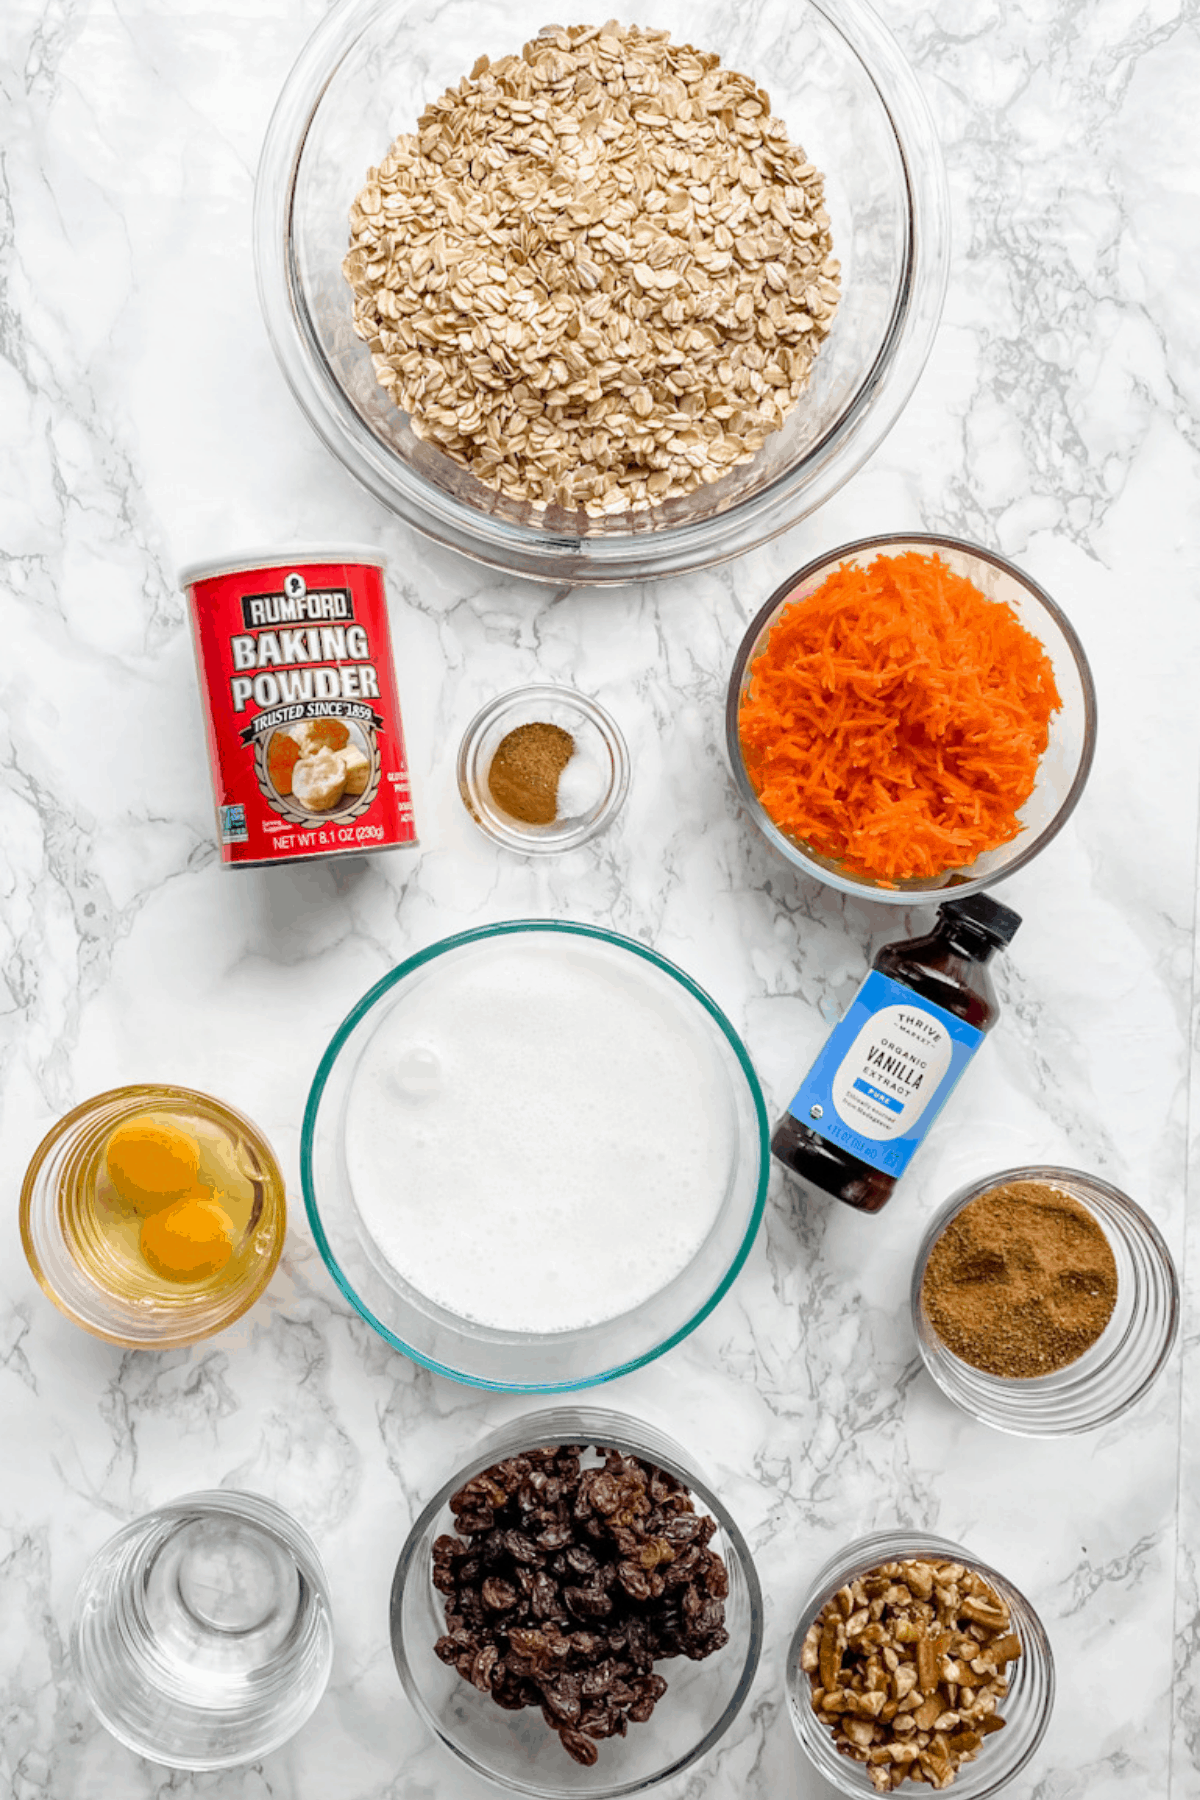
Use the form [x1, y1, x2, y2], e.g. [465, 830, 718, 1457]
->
[301, 921, 768, 1389]
[20, 1085, 287, 1347]
[457, 684, 630, 853]
[254, 0, 949, 584]
[389, 1405, 763, 1795]
[725, 533, 1098, 901]
[910, 1166, 1180, 1437]
[785, 1529, 1054, 1799]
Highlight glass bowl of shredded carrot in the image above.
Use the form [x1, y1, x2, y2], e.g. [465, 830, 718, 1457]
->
[726, 534, 1097, 898]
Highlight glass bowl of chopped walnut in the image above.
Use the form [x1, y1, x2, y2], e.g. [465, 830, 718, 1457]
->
[390, 1407, 763, 1794]
[786, 1532, 1054, 1797]
[255, 0, 948, 584]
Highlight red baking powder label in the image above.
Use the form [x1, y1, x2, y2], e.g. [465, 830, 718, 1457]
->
[184, 554, 417, 867]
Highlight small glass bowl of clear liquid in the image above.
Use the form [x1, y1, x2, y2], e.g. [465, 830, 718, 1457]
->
[71, 1490, 334, 1769]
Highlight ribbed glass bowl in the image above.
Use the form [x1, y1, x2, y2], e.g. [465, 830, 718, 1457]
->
[71, 1490, 334, 1770]
[726, 533, 1098, 901]
[254, 0, 949, 584]
[785, 1529, 1054, 1799]
[911, 1167, 1180, 1436]
[390, 1406, 763, 1796]
[301, 921, 768, 1389]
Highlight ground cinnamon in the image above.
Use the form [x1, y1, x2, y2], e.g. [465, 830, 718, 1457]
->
[487, 722, 575, 825]
[921, 1179, 1118, 1378]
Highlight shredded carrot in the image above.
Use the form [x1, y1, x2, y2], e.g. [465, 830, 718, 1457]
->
[737, 551, 1062, 883]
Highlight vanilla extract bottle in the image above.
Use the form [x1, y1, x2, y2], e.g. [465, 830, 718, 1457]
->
[772, 894, 1022, 1213]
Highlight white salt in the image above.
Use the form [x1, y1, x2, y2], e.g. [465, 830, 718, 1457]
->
[555, 743, 606, 820]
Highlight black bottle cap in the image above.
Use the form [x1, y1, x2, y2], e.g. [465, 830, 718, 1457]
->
[938, 892, 1022, 948]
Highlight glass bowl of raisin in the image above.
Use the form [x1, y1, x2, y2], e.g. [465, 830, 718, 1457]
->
[389, 1407, 763, 1795]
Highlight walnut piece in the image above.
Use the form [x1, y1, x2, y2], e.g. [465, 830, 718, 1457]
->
[801, 1558, 1022, 1793]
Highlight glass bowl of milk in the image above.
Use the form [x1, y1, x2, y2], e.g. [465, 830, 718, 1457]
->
[389, 1406, 764, 1796]
[301, 921, 768, 1389]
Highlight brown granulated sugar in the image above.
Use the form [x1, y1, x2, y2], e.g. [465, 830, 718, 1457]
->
[921, 1179, 1118, 1378]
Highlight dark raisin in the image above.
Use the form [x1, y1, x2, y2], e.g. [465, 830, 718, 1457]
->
[559, 1728, 599, 1766]
[453, 1509, 494, 1535]
[504, 1530, 542, 1564]
[540, 1685, 581, 1726]
[564, 1586, 612, 1619]
[508, 1627, 550, 1665]
[470, 1645, 499, 1691]
[433, 1445, 730, 1768]
[618, 1562, 652, 1601]
[580, 1661, 615, 1697]
[530, 1573, 560, 1619]
[589, 1472, 620, 1515]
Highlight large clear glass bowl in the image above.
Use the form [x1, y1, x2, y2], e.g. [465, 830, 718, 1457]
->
[389, 1406, 763, 1795]
[785, 1529, 1054, 1799]
[301, 921, 768, 1389]
[254, 0, 949, 584]
[726, 533, 1098, 901]
[911, 1166, 1179, 1436]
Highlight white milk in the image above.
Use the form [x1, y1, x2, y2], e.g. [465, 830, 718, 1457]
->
[343, 937, 736, 1333]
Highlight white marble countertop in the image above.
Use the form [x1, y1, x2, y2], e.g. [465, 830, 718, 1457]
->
[2, 0, 1197, 1796]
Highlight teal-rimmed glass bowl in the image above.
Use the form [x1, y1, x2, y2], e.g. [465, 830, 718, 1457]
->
[301, 921, 768, 1389]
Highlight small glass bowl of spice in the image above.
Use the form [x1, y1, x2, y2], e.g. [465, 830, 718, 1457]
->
[786, 1529, 1054, 1798]
[911, 1167, 1179, 1436]
[458, 684, 629, 855]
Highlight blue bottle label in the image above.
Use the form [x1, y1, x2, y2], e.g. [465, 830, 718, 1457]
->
[787, 970, 985, 1177]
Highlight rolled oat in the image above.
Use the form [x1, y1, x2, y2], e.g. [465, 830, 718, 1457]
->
[344, 23, 840, 515]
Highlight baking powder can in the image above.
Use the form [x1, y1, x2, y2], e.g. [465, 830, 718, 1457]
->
[180, 547, 418, 868]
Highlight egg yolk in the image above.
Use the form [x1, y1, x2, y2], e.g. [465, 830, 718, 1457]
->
[105, 1116, 201, 1212]
[140, 1194, 236, 1282]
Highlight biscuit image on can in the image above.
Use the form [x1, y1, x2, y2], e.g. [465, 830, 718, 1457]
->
[181, 548, 417, 868]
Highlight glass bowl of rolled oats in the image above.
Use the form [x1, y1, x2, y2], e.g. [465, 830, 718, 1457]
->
[389, 1406, 763, 1795]
[255, 0, 949, 584]
[785, 1531, 1054, 1797]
